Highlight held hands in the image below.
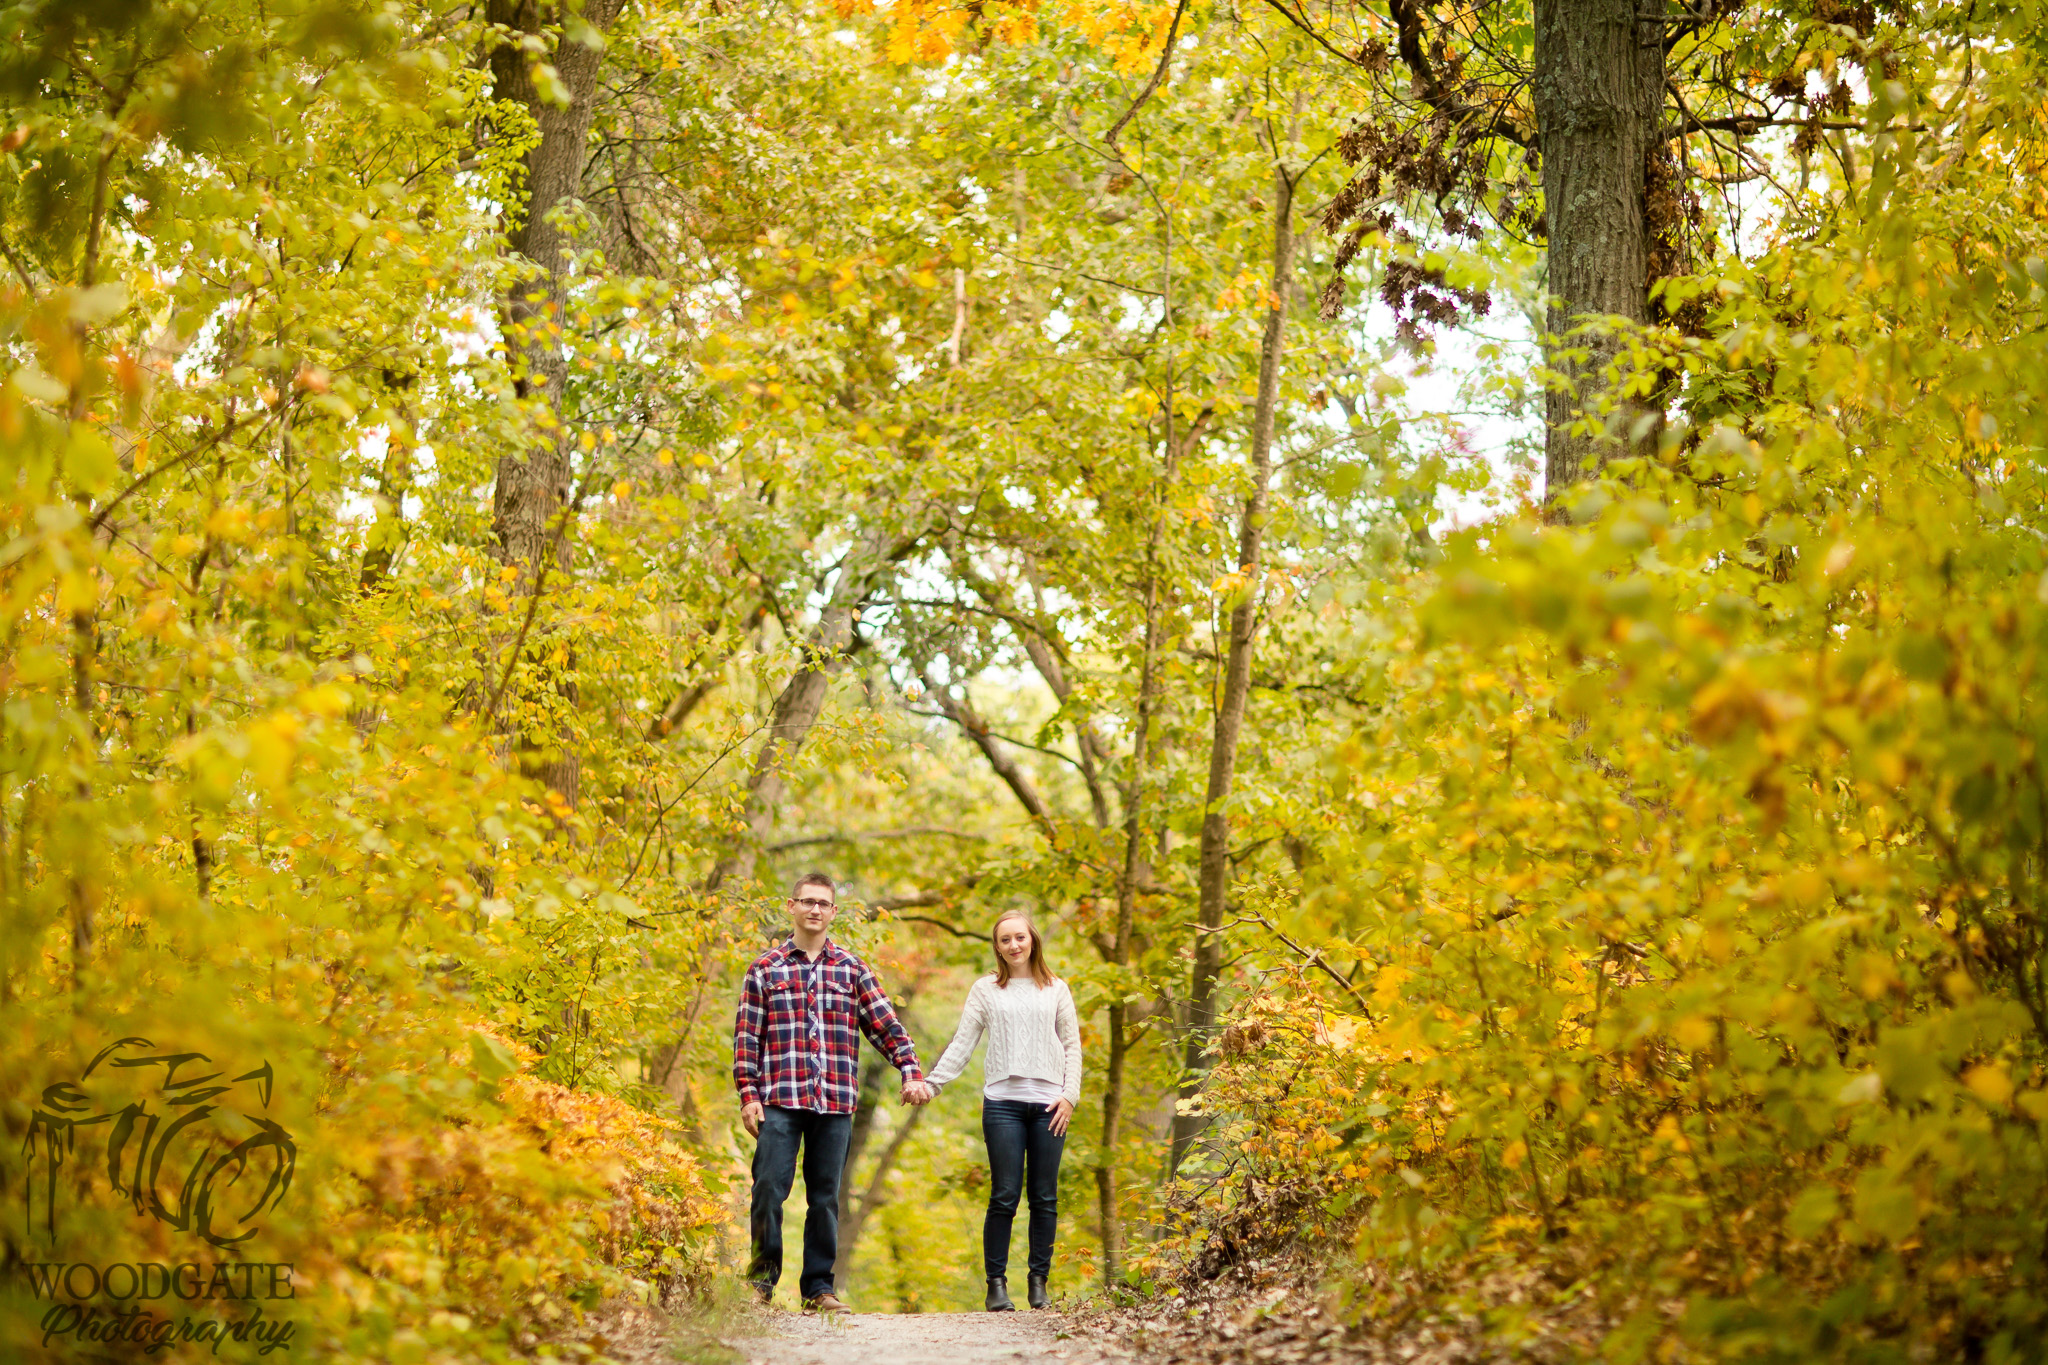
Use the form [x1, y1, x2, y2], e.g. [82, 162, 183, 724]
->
[1048, 1098, 1074, 1136]
[899, 1079, 934, 1107]
[741, 1100, 765, 1138]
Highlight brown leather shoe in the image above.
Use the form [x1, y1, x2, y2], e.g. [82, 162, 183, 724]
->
[803, 1292, 853, 1315]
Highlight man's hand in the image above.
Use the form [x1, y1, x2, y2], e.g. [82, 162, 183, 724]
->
[742, 1100, 765, 1137]
[899, 1079, 931, 1106]
[1048, 1098, 1074, 1136]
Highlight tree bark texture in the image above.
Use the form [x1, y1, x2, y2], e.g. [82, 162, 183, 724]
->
[487, 0, 623, 573]
[485, 0, 624, 804]
[1169, 155, 1295, 1177]
[1533, 0, 1664, 496]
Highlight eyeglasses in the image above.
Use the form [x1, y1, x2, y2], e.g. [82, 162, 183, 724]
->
[790, 897, 836, 910]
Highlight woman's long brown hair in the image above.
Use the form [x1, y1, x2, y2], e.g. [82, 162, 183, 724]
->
[991, 911, 1056, 989]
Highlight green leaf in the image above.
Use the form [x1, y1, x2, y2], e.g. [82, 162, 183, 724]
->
[1895, 632, 1948, 682]
[1787, 1184, 1841, 1239]
[1852, 1168, 1920, 1243]
[470, 1033, 519, 1085]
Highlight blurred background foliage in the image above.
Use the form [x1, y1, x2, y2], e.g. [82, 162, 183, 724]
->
[1, 0, 2044, 1360]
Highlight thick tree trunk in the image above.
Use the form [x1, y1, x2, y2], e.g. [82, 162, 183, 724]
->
[1533, 0, 1663, 497]
[486, 0, 625, 803]
[1168, 155, 1295, 1177]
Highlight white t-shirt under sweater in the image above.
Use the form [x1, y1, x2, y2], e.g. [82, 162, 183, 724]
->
[986, 1075, 1065, 1103]
[927, 975, 1083, 1106]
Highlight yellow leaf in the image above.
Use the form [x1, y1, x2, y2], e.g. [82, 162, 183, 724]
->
[1858, 952, 1899, 998]
[1963, 1063, 2013, 1106]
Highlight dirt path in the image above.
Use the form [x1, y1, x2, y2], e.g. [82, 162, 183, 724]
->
[731, 1310, 1124, 1365]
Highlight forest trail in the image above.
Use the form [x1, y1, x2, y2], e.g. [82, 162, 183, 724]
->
[732, 1309, 1123, 1365]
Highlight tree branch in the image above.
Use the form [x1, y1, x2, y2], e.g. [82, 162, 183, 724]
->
[1106, 0, 1191, 150]
[915, 671, 1056, 833]
[1205, 911, 1376, 1020]
[767, 827, 990, 852]
[887, 913, 982, 939]
[1259, 0, 1373, 75]
[1378, 0, 1535, 149]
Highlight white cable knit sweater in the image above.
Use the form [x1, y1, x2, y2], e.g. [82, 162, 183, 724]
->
[926, 975, 1083, 1106]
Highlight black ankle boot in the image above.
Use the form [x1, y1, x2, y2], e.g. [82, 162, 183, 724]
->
[985, 1276, 1015, 1311]
[1027, 1273, 1048, 1309]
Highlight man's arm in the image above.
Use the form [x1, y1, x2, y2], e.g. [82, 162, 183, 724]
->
[733, 962, 768, 1130]
[851, 961, 924, 1087]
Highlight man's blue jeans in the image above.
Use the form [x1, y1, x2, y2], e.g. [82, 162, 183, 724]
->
[982, 1098, 1065, 1279]
[747, 1105, 853, 1301]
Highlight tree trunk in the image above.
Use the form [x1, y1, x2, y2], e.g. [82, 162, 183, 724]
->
[1169, 152, 1296, 1177]
[834, 1102, 925, 1290]
[485, 0, 625, 803]
[1097, 400, 1182, 1289]
[704, 528, 927, 890]
[837, 1056, 892, 1229]
[920, 670, 1055, 834]
[357, 427, 413, 594]
[1093, 1002, 1130, 1281]
[705, 598, 857, 892]
[1533, 0, 1664, 497]
[68, 607, 95, 990]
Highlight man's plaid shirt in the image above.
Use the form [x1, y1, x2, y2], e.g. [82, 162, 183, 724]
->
[733, 938, 923, 1114]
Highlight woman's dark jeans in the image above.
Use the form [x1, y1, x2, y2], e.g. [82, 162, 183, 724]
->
[982, 1098, 1065, 1279]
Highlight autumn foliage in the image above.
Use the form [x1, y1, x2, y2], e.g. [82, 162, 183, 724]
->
[1170, 87, 2048, 1365]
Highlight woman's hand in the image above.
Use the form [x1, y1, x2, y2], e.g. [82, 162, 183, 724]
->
[1048, 1098, 1074, 1136]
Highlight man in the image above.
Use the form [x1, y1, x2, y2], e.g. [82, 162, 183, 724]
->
[733, 871, 930, 1313]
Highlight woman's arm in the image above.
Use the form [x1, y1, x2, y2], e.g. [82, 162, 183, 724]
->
[924, 978, 990, 1092]
[1055, 982, 1083, 1105]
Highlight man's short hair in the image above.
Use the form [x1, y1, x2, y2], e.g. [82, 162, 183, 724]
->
[791, 871, 835, 899]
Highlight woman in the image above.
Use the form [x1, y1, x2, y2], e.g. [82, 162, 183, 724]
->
[926, 911, 1083, 1312]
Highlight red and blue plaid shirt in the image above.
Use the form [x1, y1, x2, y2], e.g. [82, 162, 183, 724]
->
[733, 938, 923, 1114]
